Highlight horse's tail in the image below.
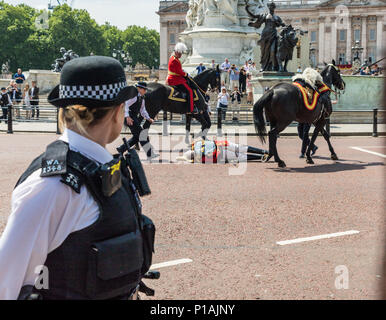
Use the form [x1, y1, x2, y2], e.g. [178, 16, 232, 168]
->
[253, 89, 273, 144]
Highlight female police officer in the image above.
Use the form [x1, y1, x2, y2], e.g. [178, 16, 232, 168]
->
[0, 56, 154, 300]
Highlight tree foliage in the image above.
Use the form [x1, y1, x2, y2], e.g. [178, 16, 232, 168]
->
[0, 2, 160, 72]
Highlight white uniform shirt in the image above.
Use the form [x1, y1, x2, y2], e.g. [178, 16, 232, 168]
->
[124, 93, 150, 120]
[0, 128, 113, 300]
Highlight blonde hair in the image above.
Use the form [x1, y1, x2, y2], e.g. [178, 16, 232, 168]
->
[58, 105, 117, 137]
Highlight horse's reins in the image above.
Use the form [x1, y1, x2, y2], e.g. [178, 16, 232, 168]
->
[187, 76, 210, 96]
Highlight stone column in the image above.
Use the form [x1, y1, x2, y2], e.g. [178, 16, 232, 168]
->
[318, 17, 325, 64]
[160, 21, 169, 68]
[324, 18, 332, 63]
[330, 16, 337, 63]
[376, 16, 383, 60]
[346, 16, 352, 63]
[361, 15, 367, 61]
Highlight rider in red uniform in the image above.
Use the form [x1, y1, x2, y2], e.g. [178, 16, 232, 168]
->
[166, 42, 197, 114]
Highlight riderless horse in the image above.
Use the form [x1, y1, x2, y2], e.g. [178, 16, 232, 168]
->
[253, 63, 345, 167]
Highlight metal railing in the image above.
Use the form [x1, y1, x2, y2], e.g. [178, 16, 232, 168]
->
[2, 102, 385, 137]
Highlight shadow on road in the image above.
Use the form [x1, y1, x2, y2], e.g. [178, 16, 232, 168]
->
[270, 161, 384, 173]
[311, 156, 366, 163]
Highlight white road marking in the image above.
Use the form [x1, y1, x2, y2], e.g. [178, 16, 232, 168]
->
[352, 146, 385, 148]
[350, 147, 386, 158]
[150, 258, 193, 270]
[277, 230, 360, 246]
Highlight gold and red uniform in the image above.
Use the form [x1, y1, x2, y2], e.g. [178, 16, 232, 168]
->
[166, 55, 194, 112]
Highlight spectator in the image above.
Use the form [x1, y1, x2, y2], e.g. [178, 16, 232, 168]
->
[249, 62, 257, 73]
[297, 66, 302, 73]
[230, 86, 241, 121]
[229, 64, 239, 91]
[196, 62, 206, 75]
[217, 86, 229, 120]
[246, 73, 253, 105]
[211, 59, 216, 69]
[243, 61, 250, 73]
[0, 87, 12, 123]
[23, 84, 31, 120]
[13, 68, 25, 88]
[7, 80, 21, 118]
[230, 86, 241, 104]
[371, 64, 381, 76]
[360, 66, 371, 75]
[220, 58, 231, 89]
[239, 67, 247, 94]
[30, 80, 40, 119]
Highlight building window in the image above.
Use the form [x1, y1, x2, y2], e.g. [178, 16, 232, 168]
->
[169, 33, 175, 44]
[368, 48, 375, 63]
[339, 29, 346, 41]
[354, 29, 360, 41]
[310, 31, 316, 42]
[310, 54, 316, 67]
[369, 29, 376, 41]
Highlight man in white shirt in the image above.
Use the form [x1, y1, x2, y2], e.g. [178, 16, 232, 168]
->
[125, 82, 159, 160]
[220, 58, 231, 89]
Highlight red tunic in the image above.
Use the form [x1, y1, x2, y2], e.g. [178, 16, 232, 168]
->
[167, 55, 187, 86]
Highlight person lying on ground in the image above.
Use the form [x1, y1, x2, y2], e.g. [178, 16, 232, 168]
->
[176, 139, 268, 163]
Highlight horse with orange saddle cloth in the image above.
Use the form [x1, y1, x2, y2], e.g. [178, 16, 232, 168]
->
[253, 63, 345, 167]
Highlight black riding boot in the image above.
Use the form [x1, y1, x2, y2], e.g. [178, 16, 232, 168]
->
[247, 154, 264, 161]
[247, 146, 267, 155]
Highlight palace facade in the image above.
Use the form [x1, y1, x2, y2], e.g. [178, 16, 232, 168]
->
[157, 0, 386, 68]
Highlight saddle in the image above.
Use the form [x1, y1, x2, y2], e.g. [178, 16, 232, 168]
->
[293, 80, 320, 111]
[168, 86, 199, 103]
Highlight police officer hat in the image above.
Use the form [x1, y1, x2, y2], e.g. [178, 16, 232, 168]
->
[135, 82, 147, 90]
[1, 87, 6, 91]
[48, 56, 136, 108]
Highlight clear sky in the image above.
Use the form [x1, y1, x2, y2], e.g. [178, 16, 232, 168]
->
[5, 0, 161, 31]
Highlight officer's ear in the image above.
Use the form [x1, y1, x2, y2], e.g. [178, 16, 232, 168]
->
[112, 103, 125, 123]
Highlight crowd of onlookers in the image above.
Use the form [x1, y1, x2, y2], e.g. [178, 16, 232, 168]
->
[359, 63, 382, 76]
[196, 58, 257, 121]
[0, 68, 40, 123]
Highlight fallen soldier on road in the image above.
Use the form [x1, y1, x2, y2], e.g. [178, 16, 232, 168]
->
[177, 139, 268, 163]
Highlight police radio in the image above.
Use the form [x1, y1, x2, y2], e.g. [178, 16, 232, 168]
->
[117, 138, 151, 197]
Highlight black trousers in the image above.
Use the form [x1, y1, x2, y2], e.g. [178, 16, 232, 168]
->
[127, 116, 153, 158]
[297, 123, 312, 154]
[239, 79, 246, 93]
[31, 100, 39, 118]
[1, 106, 7, 119]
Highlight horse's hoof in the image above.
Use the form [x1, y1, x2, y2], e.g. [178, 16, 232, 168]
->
[278, 160, 286, 168]
[331, 153, 339, 160]
[263, 154, 272, 163]
[306, 158, 314, 164]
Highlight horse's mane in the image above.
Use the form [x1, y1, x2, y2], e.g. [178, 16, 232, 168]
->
[194, 68, 215, 81]
[320, 65, 329, 77]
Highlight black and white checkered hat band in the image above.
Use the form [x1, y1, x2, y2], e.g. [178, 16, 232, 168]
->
[59, 81, 127, 100]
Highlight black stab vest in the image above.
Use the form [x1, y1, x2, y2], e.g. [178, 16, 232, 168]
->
[129, 95, 142, 118]
[15, 140, 147, 300]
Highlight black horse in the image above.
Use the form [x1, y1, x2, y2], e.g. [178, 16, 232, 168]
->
[142, 67, 220, 142]
[253, 64, 345, 167]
